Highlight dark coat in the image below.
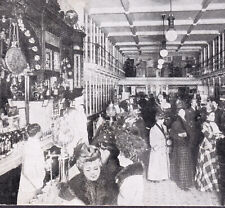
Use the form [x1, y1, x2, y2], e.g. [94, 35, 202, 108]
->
[170, 116, 194, 189]
[185, 107, 199, 147]
[215, 108, 222, 130]
[185, 107, 197, 129]
[68, 172, 119, 205]
[185, 107, 203, 171]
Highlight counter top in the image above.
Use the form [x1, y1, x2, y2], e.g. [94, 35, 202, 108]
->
[0, 136, 53, 176]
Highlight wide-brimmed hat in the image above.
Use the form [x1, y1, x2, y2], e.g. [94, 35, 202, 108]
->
[155, 109, 165, 119]
[176, 99, 186, 109]
[74, 143, 101, 170]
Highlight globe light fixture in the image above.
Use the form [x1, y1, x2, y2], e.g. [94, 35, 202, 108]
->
[158, 58, 165, 65]
[165, 0, 177, 42]
[157, 64, 163, 69]
[160, 48, 168, 57]
[160, 40, 168, 57]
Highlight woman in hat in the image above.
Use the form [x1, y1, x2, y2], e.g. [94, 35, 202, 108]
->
[147, 110, 170, 181]
[195, 110, 224, 192]
[66, 144, 119, 205]
[170, 100, 194, 191]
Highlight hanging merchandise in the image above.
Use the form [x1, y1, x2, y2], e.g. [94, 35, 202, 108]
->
[65, 10, 78, 27]
[5, 19, 27, 75]
[17, 17, 42, 71]
[61, 57, 73, 79]
[1, 13, 42, 74]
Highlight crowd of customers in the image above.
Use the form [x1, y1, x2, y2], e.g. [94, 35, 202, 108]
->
[138, 91, 225, 194]
[16, 89, 225, 205]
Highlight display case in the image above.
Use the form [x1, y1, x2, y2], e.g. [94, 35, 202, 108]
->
[0, 0, 85, 130]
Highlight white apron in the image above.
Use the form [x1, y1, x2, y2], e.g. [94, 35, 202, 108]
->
[17, 138, 46, 205]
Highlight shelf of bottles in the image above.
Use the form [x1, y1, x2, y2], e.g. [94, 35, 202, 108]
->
[0, 128, 26, 157]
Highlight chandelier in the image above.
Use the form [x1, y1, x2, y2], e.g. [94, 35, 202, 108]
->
[165, 0, 177, 42]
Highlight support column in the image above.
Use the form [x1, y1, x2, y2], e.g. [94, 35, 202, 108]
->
[106, 37, 109, 69]
[213, 39, 215, 71]
[89, 75, 92, 115]
[90, 18, 93, 63]
[106, 77, 108, 103]
[85, 80, 88, 115]
[84, 12, 88, 63]
[207, 43, 210, 70]
[24, 75, 30, 125]
[223, 32, 225, 69]
[219, 34, 221, 69]
[96, 26, 100, 65]
[95, 74, 98, 113]
[100, 29, 102, 66]
[100, 76, 103, 110]
[93, 22, 96, 64]
[102, 32, 105, 67]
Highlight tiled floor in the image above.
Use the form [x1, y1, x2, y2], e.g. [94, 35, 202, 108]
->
[143, 179, 220, 206]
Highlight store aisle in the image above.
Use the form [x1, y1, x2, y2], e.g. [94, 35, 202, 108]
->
[143, 179, 220, 206]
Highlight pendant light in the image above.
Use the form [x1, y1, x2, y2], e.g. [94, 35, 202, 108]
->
[158, 58, 164, 65]
[160, 14, 168, 57]
[157, 64, 163, 69]
[160, 40, 168, 57]
[165, 0, 177, 42]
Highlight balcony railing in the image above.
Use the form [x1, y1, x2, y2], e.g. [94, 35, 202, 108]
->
[198, 51, 225, 77]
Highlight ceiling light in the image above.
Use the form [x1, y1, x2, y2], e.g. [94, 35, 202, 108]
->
[160, 15, 168, 57]
[165, 0, 177, 42]
[165, 14, 177, 42]
[160, 49, 168, 57]
[157, 64, 163, 69]
[158, 58, 164, 65]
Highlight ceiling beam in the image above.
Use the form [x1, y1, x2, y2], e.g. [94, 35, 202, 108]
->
[89, 2, 225, 15]
[120, 0, 140, 51]
[121, 47, 201, 52]
[120, 0, 129, 12]
[177, 0, 213, 51]
[115, 41, 208, 46]
[108, 30, 219, 37]
[100, 18, 225, 28]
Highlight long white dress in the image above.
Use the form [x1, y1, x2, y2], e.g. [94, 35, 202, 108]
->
[147, 123, 170, 181]
[17, 138, 46, 205]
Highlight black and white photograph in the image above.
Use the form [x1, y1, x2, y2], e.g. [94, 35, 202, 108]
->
[0, 0, 225, 206]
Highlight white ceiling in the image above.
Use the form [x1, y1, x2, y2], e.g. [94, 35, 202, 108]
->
[83, 0, 225, 60]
